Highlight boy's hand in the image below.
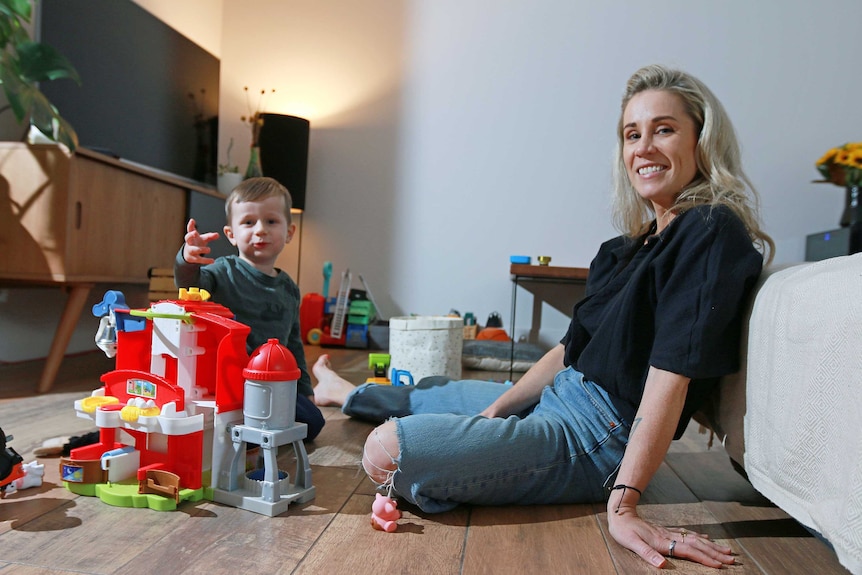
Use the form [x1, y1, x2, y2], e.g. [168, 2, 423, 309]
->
[182, 218, 220, 265]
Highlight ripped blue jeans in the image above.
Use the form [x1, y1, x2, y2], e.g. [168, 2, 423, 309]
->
[342, 367, 630, 513]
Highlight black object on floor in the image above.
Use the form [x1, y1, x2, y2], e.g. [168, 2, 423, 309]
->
[62, 431, 100, 456]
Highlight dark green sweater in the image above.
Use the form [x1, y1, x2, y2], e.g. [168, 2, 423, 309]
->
[174, 250, 312, 397]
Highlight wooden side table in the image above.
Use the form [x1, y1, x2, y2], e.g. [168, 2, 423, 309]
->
[509, 264, 589, 379]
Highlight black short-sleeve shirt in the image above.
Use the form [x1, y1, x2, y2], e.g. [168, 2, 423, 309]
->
[561, 205, 763, 438]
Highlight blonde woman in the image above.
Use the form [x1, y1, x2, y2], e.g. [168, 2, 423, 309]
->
[314, 64, 771, 569]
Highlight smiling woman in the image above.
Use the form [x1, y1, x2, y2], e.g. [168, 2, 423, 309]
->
[612, 65, 774, 263]
[621, 90, 700, 232]
[311, 63, 775, 570]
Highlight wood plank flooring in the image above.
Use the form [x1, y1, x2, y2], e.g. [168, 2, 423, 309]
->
[0, 348, 851, 574]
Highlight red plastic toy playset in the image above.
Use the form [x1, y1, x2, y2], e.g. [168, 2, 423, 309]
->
[60, 288, 314, 515]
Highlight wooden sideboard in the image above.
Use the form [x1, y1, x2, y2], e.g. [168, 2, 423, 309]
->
[0, 142, 221, 392]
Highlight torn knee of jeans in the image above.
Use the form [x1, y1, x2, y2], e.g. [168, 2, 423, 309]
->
[362, 427, 401, 489]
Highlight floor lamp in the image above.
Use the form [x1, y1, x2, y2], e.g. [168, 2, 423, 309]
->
[258, 113, 310, 285]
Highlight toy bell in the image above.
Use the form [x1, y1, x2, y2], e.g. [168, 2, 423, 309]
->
[94, 314, 118, 358]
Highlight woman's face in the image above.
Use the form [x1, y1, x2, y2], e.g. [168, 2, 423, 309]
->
[621, 89, 699, 213]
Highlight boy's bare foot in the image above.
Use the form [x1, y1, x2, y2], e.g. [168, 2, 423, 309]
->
[312, 354, 357, 407]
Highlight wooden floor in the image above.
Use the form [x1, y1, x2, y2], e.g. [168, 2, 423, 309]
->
[0, 348, 851, 575]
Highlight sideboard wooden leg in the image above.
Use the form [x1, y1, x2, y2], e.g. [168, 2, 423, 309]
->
[37, 283, 94, 394]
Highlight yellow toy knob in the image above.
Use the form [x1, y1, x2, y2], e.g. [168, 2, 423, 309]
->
[140, 406, 161, 417]
[120, 405, 141, 422]
[178, 287, 211, 301]
[80, 396, 119, 413]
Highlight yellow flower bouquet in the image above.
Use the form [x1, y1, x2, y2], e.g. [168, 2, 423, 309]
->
[816, 142, 862, 188]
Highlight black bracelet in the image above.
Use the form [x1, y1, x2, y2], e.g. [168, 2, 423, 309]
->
[609, 484, 643, 514]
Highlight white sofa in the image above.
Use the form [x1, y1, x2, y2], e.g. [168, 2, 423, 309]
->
[695, 253, 862, 575]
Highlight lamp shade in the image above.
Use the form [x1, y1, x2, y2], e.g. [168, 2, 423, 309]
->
[258, 113, 310, 211]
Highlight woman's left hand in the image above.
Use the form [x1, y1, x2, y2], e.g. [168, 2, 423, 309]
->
[608, 504, 736, 569]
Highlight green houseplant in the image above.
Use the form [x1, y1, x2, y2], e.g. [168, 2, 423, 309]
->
[0, 0, 80, 149]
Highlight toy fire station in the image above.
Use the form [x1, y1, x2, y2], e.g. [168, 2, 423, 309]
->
[59, 289, 314, 516]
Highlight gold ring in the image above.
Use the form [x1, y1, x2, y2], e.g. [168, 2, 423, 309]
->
[681, 529, 687, 542]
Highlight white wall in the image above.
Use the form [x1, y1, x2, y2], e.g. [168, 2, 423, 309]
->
[224, 0, 860, 346]
[3, 0, 860, 362]
[216, 0, 407, 308]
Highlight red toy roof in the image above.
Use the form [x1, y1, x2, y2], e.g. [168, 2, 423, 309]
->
[243, 339, 300, 381]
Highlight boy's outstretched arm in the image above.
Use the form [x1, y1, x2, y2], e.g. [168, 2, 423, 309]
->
[182, 218, 220, 265]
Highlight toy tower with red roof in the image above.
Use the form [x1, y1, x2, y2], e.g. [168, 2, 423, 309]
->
[211, 338, 315, 516]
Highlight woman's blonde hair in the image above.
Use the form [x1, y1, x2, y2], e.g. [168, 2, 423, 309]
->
[612, 64, 773, 262]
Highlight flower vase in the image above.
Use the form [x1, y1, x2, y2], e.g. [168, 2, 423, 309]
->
[841, 185, 861, 227]
[245, 146, 263, 179]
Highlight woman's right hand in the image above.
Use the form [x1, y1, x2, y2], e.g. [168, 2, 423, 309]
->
[478, 399, 510, 419]
[479, 344, 566, 418]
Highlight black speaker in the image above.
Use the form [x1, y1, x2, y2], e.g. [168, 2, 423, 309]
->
[258, 113, 310, 211]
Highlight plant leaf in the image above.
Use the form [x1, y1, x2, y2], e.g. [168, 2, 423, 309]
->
[16, 40, 80, 83]
[0, 5, 79, 150]
[0, 0, 32, 23]
[0, 50, 30, 120]
[0, 0, 29, 47]
[52, 113, 78, 150]
[28, 88, 78, 150]
[28, 89, 53, 131]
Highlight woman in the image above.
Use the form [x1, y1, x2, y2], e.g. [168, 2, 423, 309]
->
[314, 64, 773, 569]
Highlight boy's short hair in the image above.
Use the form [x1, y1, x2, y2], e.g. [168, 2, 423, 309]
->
[225, 177, 293, 225]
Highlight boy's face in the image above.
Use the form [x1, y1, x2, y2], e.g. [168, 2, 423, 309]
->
[224, 195, 295, 274]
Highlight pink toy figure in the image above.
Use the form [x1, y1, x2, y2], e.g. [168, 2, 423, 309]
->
[370, 492, 401, 533]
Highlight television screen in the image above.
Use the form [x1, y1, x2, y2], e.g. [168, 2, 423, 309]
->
[37, 0, 220, 185]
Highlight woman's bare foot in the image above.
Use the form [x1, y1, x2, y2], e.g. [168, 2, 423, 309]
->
[312, 354, 357, 407]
